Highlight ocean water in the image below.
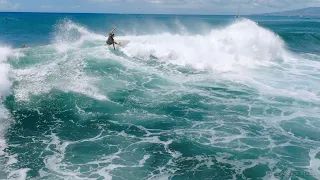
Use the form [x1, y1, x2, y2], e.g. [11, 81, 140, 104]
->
[0, 12, 320, 180]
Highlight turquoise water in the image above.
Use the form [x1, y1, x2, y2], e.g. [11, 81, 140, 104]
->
[0, 13, 320, 180]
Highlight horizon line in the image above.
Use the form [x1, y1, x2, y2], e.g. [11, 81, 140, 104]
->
[1, 11, 316, 17]
[0, 11, 302, 16]
[1, 11, 246, 16]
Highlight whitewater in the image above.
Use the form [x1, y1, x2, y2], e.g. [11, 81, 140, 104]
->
[0, 14, 320, 180]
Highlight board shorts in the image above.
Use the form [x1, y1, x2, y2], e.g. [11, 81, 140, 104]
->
[106, 37, 113, 45]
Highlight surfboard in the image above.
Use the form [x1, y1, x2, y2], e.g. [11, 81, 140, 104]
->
[115, 40, 130, 46]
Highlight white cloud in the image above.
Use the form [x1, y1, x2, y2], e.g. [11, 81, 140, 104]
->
[0, 0, 20, 10]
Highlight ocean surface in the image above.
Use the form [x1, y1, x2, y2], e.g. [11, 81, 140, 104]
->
[0, 12, 320, 180]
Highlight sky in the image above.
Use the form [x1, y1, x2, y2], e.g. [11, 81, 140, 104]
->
[0, 0, 320, 15]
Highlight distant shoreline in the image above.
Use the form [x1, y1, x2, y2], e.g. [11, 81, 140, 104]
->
[253, 7, 320, 17]
[1, 8, 320, 17]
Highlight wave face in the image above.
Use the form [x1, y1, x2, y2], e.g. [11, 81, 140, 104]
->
[1, 13, 320, 180]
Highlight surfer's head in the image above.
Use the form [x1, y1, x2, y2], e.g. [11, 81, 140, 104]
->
[109, 33, 114, 37]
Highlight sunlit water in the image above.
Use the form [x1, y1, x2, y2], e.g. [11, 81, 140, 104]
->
[0, 13, 320, 180]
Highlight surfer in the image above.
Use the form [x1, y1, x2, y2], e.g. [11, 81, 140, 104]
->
[106, 27, 118, 50]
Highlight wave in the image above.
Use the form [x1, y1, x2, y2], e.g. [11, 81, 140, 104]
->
[121, 19, 287, 72]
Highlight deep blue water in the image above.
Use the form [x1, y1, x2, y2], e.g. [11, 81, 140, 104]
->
[0, 12, 320, 180]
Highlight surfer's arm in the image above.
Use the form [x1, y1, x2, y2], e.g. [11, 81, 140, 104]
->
[110, 27, 116, 34]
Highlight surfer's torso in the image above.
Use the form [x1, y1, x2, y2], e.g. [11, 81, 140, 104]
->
[106, 36, 114, 45]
